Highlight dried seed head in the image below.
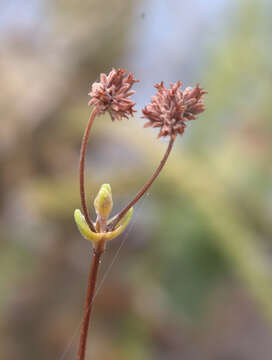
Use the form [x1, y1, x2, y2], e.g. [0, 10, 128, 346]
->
[142, 81, 207, 139]
[88, 68, 138, 121]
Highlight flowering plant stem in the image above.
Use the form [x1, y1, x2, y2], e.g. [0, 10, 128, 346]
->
[108, 135, 175, 230]
[77, 240, 105, 360]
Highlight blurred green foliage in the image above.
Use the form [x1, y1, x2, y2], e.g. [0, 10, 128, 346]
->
[1, 0, 272, 359]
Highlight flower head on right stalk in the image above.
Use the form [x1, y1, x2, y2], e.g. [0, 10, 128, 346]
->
[142, 81, 207, 139]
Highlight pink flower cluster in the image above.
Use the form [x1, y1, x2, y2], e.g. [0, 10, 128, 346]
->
[88, 68, 138, 121]
[88, 68, 206, 138]
[142, 81, 206, 138]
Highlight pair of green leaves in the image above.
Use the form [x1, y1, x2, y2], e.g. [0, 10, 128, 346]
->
[74, 184, 133, 246]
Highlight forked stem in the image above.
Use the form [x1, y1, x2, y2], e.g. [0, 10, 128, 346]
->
[108, 136, 175, 231]
[79, 107, 99, 232]
[77, 240, 105, 360]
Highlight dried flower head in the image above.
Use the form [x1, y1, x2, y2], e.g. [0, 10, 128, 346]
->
[142, 81, 206, 138]
[88, 68, 138, 121]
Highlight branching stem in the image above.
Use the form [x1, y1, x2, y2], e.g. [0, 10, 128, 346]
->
[78, 108, 175, 360]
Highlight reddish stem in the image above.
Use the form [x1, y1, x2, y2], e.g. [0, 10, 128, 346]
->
[79, 107, 99, 232]
[108, 136, 175, 231]
[77, 240, 105, 360]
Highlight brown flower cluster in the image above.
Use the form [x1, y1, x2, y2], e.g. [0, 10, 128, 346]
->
[142, 81, 206, 138]
[88, 68, 138, 121]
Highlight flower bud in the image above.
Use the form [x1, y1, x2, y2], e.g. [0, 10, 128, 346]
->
[94, 184, 113, 221]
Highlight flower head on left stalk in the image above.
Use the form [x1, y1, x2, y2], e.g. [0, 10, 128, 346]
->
[88, 68, 138, 121]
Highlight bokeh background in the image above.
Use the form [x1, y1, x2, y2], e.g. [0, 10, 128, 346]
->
[1, 0, 272, 359]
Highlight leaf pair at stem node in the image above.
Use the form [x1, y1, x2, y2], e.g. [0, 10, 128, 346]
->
[74, 184, 133, 248]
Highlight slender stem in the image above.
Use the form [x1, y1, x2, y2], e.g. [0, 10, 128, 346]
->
[77, 240, 105, 360]
[108, 136, 175, 231]
[79, 107, 99, 232]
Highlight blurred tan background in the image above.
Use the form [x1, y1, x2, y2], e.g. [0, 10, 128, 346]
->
[1, 0, 272, 359]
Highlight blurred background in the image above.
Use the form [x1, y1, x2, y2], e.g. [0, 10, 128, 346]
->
[1, 0, 272, 359]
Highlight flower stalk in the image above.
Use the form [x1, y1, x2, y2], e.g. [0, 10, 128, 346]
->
[79, 107, 99, 233]
[108, 136, 175, 231]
